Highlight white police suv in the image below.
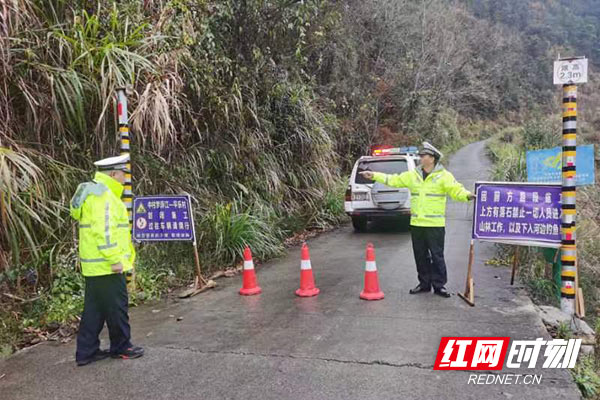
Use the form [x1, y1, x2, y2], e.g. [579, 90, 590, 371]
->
[344, 146, 419, 231]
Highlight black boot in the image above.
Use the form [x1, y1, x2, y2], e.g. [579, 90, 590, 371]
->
[434, 287, 451, 298]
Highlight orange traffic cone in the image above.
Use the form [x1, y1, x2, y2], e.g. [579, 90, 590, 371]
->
[239, 246, 262, 296]
[360, 243, 384, 300]
[296, 243, 320, 297]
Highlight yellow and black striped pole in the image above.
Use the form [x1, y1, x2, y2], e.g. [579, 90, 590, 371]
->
[560, 84, 577, 314]
[117, 88, 135, 289]
[116, 88, 133, 228]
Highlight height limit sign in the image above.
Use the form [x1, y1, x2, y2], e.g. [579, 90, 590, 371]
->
[554, 57, 588, 85]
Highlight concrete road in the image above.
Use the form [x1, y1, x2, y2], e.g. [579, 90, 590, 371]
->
[0, 140, 582, 400]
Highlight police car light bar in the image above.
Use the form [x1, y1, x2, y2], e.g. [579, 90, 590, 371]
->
[372, 146, 418, 156]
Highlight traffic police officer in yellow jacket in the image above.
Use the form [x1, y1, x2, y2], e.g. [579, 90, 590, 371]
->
[70, 154, 144, 366]
[360, 142, 475, 298]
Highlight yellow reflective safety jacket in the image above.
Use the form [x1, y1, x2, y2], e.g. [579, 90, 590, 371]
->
[70, 172, 135, 277]
[372, 164, 471, 227]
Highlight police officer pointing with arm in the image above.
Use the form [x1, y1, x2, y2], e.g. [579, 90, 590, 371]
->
[360, 142, 475, 298]
[70, 154, 144, 366]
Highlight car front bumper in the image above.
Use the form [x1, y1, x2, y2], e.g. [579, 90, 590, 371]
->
[346, 208, 411, 217]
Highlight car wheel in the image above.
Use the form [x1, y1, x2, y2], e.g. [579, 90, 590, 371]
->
[352, 216, 368, 232]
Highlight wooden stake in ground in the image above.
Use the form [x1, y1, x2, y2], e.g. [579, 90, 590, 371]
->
[510, 246, 519, 286]
[575, 259, 585, 318]
[178, 241, 216, 298]
[458, 240, 475, 307]
[576, 288, 585, 318]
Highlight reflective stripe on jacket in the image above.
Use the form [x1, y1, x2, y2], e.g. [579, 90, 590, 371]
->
[372, 164, 471, 227]
[70, 172, 135, 276]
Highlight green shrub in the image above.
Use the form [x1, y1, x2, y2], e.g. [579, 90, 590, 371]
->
[132, 265, 171, 303]
[556, 322, 573, 340]
[0, 310, 20, 358]
[497, 126, 523, 144]
[573, 355, 600, 398]
[200, 201, 285, 267]
[308, 178, 348, 230]
[522, 117, 560, 150]
[44, 268, 85, 326]
[486, 139, 527, 182]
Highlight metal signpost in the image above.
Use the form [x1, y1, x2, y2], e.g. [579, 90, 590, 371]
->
[133, 195, 215, 297]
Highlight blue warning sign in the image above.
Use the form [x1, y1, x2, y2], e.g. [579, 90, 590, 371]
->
[133, 195, 196, 242]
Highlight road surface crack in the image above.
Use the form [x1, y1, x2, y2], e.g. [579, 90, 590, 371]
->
[163, 345, 434, 370]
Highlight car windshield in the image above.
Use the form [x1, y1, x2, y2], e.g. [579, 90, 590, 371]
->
[355, 159, 409, 184]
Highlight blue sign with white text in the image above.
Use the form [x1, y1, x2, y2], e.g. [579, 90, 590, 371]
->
[526, 145, 595, 186]
[133, 195, 196, 242]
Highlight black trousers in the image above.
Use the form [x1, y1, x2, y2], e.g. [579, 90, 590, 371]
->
[410, 226, 447, 290]
[76, 273, 132, 362]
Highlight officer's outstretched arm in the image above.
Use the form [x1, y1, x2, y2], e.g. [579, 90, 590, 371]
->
[442, 173, 471, 202]
[89, 199, 122, 265]
[372, 171, 412, 189]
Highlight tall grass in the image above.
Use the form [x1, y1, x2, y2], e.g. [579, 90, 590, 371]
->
[486, 138, 527, 182]
[0, 147, 78, 266]
[200, 201, 284, 266]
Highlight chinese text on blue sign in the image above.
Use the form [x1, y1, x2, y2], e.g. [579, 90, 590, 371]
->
[133, 195, 195, 242]
[472, 183, 562, 246]
[526, 145, 595, 186]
